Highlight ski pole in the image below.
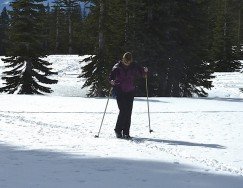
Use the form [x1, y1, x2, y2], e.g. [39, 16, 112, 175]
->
[145, 76, 153, 133]
[95, 88, 113, 138]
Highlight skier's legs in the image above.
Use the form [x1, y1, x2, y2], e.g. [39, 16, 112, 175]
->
[123, 93, 134, 136]
[115, 93, 126, 135]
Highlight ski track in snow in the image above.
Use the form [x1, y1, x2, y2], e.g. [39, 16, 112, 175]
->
[1, 107, 243, 177]
[131, 138, 243, 177]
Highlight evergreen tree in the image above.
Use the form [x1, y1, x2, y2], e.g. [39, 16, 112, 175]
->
[41, 3, 51, 54]
[0, 0, 58, 94]
[171, 0, 214, 97]
[232, 0, 243, 59]
[80, 0, 125, 96]
[59, 0, 81, 54]
[80, 0, 107, 97]
[126, 0, 213, 97]
[209, 0, 241, 72]
[49, 0, 68, 54]
[49, 0, 84, 54]
[120, 0, 163, 96]
[70, 2, 84, 54]
[80, 0, 215, 97]
[0, 7, 10, 55]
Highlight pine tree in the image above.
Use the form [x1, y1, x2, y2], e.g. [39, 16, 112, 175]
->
[0, 0, 58, 94]
[0, 7, 10, 55]
[80, 0, 215, 97]
[49, 0, 67, 54]
[130, 0, 172, 96]
[70, 2, 84, 54]
[41, 3, 51, 54]
[232, 0, 243, 59]
[48, 0, 84, 54]
[59, 0, 81, 54]
[209, 0, 241, 72]
[126, 0, 214, 97]
[80, 0, 107, 96]
[172, 0, 214, 97]
[80, 0, 125, 96]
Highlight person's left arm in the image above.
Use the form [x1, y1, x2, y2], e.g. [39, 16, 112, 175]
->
[134, 62, 148, 78]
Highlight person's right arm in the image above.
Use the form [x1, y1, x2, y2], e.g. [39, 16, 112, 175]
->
[109, 67, 119, 86]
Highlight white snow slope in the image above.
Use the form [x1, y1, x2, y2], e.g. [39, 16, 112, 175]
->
[0, 55, 243, 188]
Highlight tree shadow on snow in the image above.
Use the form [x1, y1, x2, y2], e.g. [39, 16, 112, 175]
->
[134, 98, 169, 103]
[93, 97, 167, 103]
[193, 97, 243, 103]
[132, 137, 226, 149]
[0, 143, 241, 188]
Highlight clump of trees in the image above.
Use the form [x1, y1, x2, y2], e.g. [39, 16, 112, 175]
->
[0, 0, 242, 96]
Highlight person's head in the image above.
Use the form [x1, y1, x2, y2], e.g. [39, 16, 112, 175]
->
[122, 52, 133, 66]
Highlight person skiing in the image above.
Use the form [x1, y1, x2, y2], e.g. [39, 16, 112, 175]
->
[109, 52, 148, 139]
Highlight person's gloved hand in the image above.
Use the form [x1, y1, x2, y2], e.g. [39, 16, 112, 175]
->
[110, 80, 120, 86]
[110, 80, 116, 86]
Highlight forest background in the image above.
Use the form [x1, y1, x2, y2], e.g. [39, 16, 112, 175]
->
[0, 0, 242, 97]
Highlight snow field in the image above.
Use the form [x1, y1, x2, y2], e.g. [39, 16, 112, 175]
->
[0, 56, 243, 188]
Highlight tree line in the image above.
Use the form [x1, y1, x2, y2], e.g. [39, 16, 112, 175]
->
[0, 0, 242, 96]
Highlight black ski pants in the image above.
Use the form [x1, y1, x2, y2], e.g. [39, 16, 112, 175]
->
[115, 91, 134, 136]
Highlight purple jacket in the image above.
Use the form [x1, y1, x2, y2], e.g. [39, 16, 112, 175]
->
[109, 61, 146, 93]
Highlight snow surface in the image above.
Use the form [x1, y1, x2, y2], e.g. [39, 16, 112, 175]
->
[0, 55, 243, 188]
[206, 70, 243, 98]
